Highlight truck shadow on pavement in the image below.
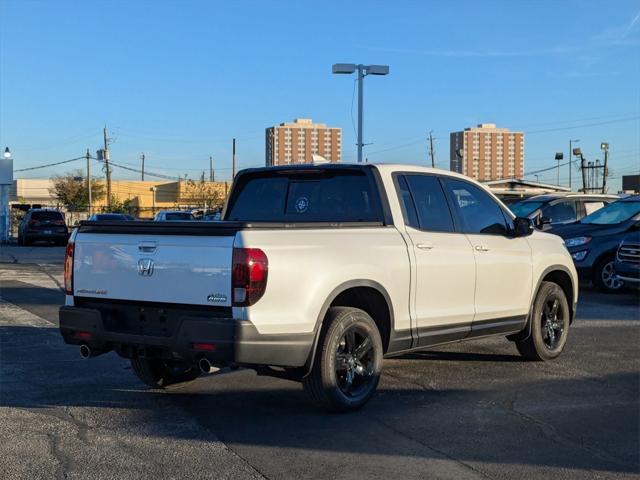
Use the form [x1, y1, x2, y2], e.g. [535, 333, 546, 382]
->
[1, 323, 638, 477]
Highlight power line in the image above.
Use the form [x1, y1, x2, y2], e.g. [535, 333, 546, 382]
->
[14, 156, 86, 172]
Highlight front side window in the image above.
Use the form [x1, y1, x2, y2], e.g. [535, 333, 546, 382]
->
[402, 175, 454, 232]
[542, 201, 577, 223]
[444, 178, 510, 235]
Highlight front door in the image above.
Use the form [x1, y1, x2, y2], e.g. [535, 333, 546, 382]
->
[442, 177, 532, 335]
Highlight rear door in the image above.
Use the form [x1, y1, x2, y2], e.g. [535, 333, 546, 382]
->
[73, 233, 235, 306]
[396, 174, 476, 346]
[443, 178, 532, 330]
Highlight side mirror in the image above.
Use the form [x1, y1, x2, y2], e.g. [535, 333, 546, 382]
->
[514, 217, 534, 237]
[540, 216, 552, 225]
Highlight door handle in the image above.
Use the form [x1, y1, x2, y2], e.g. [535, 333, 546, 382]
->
[474, 244, 489, 252]
[138, 241, 157, 253]
[416, 243, 434, 250]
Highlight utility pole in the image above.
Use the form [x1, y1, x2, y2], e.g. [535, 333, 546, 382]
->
[428, 131, 435, 168]
[210, 155, 214, 182]
[140, 153, 145, 181]
[86, 149, 92, 216]
[103, 126, 112, 209]
[232, 138, 236, 179]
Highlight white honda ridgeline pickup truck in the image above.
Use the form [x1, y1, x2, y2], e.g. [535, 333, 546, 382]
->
[60, 164, 578, 411]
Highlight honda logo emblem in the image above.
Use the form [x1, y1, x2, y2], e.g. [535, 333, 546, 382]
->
[137, 258, 154, 276]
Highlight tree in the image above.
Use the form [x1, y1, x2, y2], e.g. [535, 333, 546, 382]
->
[49, 169, 105, 211]
[183, 177, 224, 211]
[105, 196, 135, 215]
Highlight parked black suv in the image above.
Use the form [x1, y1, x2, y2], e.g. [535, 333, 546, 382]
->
[509, 193, 618, 230]
[17, 209, 69, 246]
[615, 232, 640, 289]
[550, 196, 640, 292]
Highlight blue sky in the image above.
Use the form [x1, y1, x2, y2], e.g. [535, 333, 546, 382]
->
[1, 0, 639, 189]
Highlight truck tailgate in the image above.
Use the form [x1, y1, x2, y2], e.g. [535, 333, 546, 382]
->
[73, 232, 234, 307]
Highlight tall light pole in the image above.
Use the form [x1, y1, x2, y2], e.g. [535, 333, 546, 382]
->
[0, 147, 13, 243]
[555, 152, 563, 186]
[569, 139, 579, 191]
[600, 142, 609, 194]
[150, 186, 157, 215]
[332, 63, 390, 163]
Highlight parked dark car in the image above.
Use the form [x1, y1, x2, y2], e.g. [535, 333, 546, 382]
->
[614, 232, 640, 289]
[550, 196, 640, 292]
[88, 213, 134, 221]
[17, 209, 69, 246]
[509, 193, 618, 230]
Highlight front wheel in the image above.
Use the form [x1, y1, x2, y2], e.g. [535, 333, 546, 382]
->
[303, 307, 383, 412]
[130, 358, 200, 389]
[516, 281, 570, 361]
[593, 255, 624, 293]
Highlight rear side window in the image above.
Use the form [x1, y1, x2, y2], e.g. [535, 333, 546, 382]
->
[225, 169, 382, 222]
[583, 201, 605, 216]
[444, 178, 510, 235]
[31, 211, 64, 221]
[400, 174, 454, 232]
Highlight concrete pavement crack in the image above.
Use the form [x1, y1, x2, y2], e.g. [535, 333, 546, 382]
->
[508, 391, 635, 473]
[375, 417, 495, 480]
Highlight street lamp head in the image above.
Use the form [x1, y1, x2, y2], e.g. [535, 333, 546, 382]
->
[572, 147, 582, 156]
[555, 152, 564, 160]
[366, 65, 389, 75]
[3, 147, 11, 159]
[332, 63, 356, 74]
[600, 142, 609, 151]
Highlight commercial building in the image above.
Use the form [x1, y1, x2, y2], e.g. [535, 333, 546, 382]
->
[265, 118, 341, 166]
[450, 123, 524, 181]
[10, 178, 229, 219]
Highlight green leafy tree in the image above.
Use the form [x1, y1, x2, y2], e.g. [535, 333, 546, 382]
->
[183, 178, 224, 210]
[49, 170, 105, 211]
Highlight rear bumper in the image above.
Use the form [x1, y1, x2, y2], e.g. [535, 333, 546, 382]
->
[26, 232, 68, 241]
[59, 305, 314, 368]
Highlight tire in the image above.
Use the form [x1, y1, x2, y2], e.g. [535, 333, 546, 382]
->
[17, 234, 23, 246]
[303, 307, 383, 412]
[516, 281, 570, 361]
[592, 255, 624, 293]
[130, 358, 200, 389]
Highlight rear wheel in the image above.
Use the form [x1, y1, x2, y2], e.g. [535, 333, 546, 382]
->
[130, 358, 200, 389]
[593, 255, 624, 293]
[516, 281, 570, 361]
[303, 307, 383, 412]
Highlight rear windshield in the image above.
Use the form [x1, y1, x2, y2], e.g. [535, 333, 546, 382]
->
[165, 212, 194, 221]
[225, 169, 382, 223]
[31, 211, 64, 221]
[95, 214, 128, 221]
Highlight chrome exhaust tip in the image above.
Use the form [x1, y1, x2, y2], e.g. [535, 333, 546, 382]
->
[198, 358, 212, 374]
[79, 344, 91, 359]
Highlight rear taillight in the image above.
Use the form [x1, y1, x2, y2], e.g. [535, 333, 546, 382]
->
[64, 240, 75, 295]
[54, 219, 65, 226]
[232, 247, 268, 306]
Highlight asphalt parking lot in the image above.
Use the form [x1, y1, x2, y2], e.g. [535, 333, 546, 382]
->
[0, 244, 638, 480]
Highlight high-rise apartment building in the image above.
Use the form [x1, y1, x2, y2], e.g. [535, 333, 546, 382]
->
[450, 124, 524, 181]
[266, 118, 341, 166]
